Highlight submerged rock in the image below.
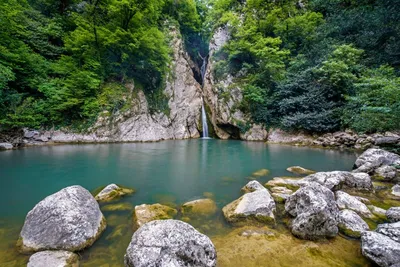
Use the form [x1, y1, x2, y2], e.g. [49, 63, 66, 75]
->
[241, 180, 265, 193]
[27, 250, 79, 267]
[286, 166, 315, 175]
[337, 210, 369, 238]
[124, 220, 217, 267]
[361, 231, 400, 267]
[95, 184, 134, 202]
[222, 188, 276, 225]
[285, 183, 339, 240]
[102, 202, 133, 212]
[252, 169, 270, 177]
[386, 207, 400, 222]
[19, 186, 106, 252]
[335, 191, 373, 218]
[181, 199, 218, 217]
[376, 222, 400, 243]
[133, 204, 177, 229]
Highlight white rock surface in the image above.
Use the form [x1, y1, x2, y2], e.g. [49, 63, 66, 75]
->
[361, 231, 400, 267]
[386, 207, 400, 223]
[337, 209, 369, 238]
[27, 250, 79, 267]
[335, 191, 373, 218]
[376, 222, 400, 243]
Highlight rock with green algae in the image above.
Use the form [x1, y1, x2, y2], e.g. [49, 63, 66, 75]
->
[222, 187, 276, 225]
[133, 204, 177, 229]
[337, 209, 369, 238]
[27, 250, 79, 267]
[18, 185, 106, 253]
[94, 184, 134, 202]
[287, 166, 316, 175]
[252, 169, 270, 177]
[181, 198, 218, 217]
[211, 226, 370, 267]
[106, 224, 129, 241]
[270, 187, 293, 203]
[102, 202, 133, 212]
[335, 191, 373, 218]
[241, 180, 265, 193]
[265, 177, 306, 191]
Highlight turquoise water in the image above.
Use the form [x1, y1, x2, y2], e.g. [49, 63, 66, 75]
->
[0, 140, 359, 266]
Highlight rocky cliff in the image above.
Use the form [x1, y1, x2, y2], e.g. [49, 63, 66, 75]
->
[203, 27, 268, 141]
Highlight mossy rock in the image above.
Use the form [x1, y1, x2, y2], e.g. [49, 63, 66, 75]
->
[133, 204, 177, 230]
[101, 202, 134, 212]
[252, 169, 270, 177]
[94, 184, 135, 202]
[286, 166, 316, 175]
[181, 198, 218, 218]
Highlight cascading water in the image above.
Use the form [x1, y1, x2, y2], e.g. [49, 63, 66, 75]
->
[200, 54, 210, 138]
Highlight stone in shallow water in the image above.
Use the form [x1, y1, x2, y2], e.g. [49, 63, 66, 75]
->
[241, 180, 265, 193]
[95, 184, 134, 202]
[386, 207, 400, 223]
[335, 191, 373, 218]
[27, 250, 79, 267]
[181, 198, 217, 217]
[133, 204, 177, 229]
[285, 183, 339, 240]
[222, 188, 276, 225]
[361, 231, 400, 267]
[252, 169, 270, 177]
[286, 166, 316, 175]
[376, 221, 400, 243]
[337, 209, 369, 238]
[19, 185, 106, 252]
[124, 220, 217, 267]
[102, 202, 133, 212]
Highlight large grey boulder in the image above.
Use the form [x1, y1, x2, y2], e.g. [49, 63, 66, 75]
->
[375, 165, 398, 181]
[392, 185, 400, 197]
[361, 231, 400, 267]
[302, 171, 372, 191]
[335, 191, 373, 218]
[124, 220, 217, 267]
[337, 209, 369, 238]
[27, 250, 79, 267]
[285, 183, 339, 239]
[354, 148, 400, 176]
[222, 188, 276, 224]
[387, 207, 400, 223]
[376, 222, 400, 243]
[19, 185, 106, 252]
[0, 142, 13, 150]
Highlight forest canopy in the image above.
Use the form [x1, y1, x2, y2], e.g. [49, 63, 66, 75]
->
[0, 0, 399, 133]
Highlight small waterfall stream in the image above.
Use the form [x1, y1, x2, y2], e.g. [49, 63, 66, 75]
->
[200, 54, 210, 138]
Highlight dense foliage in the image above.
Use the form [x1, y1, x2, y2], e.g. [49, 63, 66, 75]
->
[0, 0, 205, 130]
[208, 0, 400, 133]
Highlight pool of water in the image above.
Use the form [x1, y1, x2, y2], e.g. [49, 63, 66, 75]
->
[0, 140, 366, 266]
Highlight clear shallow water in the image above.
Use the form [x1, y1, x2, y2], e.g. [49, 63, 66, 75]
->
[0, 140, 363, 266]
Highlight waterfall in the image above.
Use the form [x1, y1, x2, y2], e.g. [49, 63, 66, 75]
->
[200, 54, 210, 138]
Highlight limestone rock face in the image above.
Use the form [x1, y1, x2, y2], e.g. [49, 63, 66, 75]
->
[337, 209, 369, 238]
[361, 231, 400, 267]
[181, 199, 218, 217]
[335, 191, 373, 218]
[19, 186, 106, 252]
[376, 222, 400, 243]
[27, 251, 79, 267]
[285, 183, 339, 240]
[222, 188, 276, 224]
[40, 26, 202, 143]
[354, 149, 400, 180]
[387, 207, 400, 223]
[133, 204, 177, 229]
[95, 184, 134, 202]
[241, 180, 265, 193]
[203, 27, 266, 141]
[124, 220, 217, 267]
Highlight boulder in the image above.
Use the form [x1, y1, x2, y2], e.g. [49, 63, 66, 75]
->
[0, 143, 13, 150]
[335, 191, 373, 218]
[124, 220, 217, 267]
[286, 166, 316, 175]
[27, 251, 79, 267]
[376, 222, 400, 243]
[241, 180, 265, 193]
[387, 207, 400, 223]
[361, 231, 400, 267]
[302, 171, 372, 191]
[19, 186, 106, 252]
[375, 165, 397, 181]
[222, 188, 276, 224]
[392, 184, 400, 197]
[270, 187, 293, 203]
[345, 173, 373, 191]
[368, 205, 387, 219]
[133, 204, 177, 229]
[337, 209, 369, 238]
[265, 177, 308, 190]
[95, 184, 134, 202]
[375, 136, 400, 146]
[285, 183, 339, 240]
[354, 148, 400, 174]
[181, 199, 218, 217]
